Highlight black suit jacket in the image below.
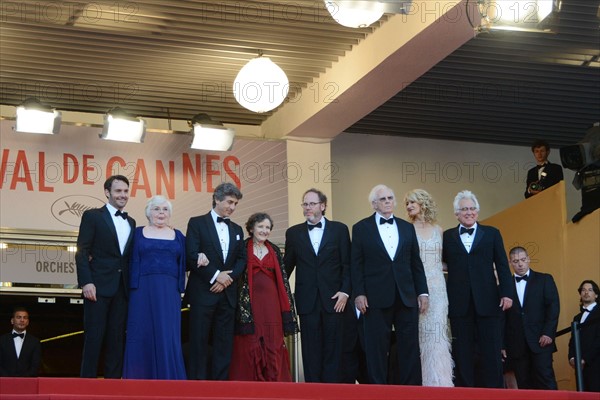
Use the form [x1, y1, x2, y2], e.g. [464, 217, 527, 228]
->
[351, 214, 428, 308]
[568, 304, 600, 370]
[0, 333, 41, 377]
[284, 219, 351, 314]
[184, 212, 246, 307]
[443, 224, 514, 318]
[524, 162, 564, 198]
[76, 205, 135, 296]
[504, 269, 560, 357]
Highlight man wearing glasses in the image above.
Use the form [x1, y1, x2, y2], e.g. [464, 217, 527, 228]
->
[284, 188, 351, 382]
[351, 184, 428, 385]
[443, 190, 514, 388]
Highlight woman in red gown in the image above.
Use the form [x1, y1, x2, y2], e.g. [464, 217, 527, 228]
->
[229, 212, 298, 381]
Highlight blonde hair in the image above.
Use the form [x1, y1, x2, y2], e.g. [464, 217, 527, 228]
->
[404, 189, 438, 223]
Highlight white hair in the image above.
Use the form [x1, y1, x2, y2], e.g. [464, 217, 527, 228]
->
[368, 184, 397, 209]
[453, 190, 480, 214]
[145, 195, 173, 222]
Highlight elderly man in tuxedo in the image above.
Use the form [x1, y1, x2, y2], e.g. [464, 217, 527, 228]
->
[569, 280, 600, 392]
[284, 188, 351, 383]
[185, 182, 246, 380]
[76, 174, 136, 378]
[442, 190, 514, 388]
[503, 246, 559, 389]
[0, 307, 41, 377]
[352, 184, 428, 385]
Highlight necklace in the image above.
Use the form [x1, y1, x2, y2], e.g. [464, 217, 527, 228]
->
[254, 242, 266, 258]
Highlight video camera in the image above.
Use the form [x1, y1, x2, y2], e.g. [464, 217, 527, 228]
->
[560, 124, 600, 222]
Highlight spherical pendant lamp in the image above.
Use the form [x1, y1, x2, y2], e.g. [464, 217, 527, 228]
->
[324, 0, 385, 28]
[233, 56, 289, 113]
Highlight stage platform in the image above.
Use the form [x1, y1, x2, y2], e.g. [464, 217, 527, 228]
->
[1, 378, 598, 400]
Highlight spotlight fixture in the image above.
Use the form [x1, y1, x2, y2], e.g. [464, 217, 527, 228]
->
[324, 0, 413, 28]
[233, 53, 289, 113]
[100, 107, 146, 143]
[189, 113, 235, 151]
[475, 0, 560, 33]
[15, 98, 61, 135]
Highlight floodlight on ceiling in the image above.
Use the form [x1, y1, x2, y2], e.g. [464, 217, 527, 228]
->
[190, 114, 235, 152]
[324, 0, 413, 28]
[233, 53, 289, 113]
[100, 107, 146, 143]
[15, 98, 61, 135]
[475, 0, 561, 33]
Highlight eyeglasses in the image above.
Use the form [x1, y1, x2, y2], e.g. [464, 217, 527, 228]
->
[458, 207, 477, 212]
[301, 202, 321, 208]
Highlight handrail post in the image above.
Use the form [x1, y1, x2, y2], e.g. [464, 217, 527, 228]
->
[571, 321, 584, 392]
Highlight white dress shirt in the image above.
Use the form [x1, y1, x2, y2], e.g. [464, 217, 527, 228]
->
[581, 302, 597, 324]
[209, 209, 230, 283]
[12, 330, 25, 358]
[538, 163, 547, 180]
[307, 218, 325, 255]
[459, 223, 478, 253]
[514, 270, 530, 306]
[106, 203, 131, 255]
[375, 213, 398, 260]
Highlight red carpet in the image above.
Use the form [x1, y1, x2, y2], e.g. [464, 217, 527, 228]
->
[1, 378, 598, 400]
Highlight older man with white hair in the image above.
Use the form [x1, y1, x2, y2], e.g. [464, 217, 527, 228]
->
[442, 190, 514, 388]
[351, 184, 428, 385]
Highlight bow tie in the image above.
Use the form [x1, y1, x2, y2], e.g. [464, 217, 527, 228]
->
[12, 332, 24, 339]
[537, 164, 547, 170]
[115, 210, 128, 220]
[216, 216, 230, 225]
[380, 217, 394, 225]
[581, 307, 590, 313]
[460, 227, 474, 235]
[308, 221, 322, 231]
[515, 275, 528, 283]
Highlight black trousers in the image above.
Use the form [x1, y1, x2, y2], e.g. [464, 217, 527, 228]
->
[512, 349, 557, 389]
[340, 305, 368, 384]
[299, 295, 344, 383]
[362, 292, 421, 385]
[450, 300, 503, 388]
[187, 293, 235, 381]
[80, 281, 127, 378]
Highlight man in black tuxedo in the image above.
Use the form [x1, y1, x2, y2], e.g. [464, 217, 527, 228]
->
[503, 246, 559, 389]
[0, 307, 41, 377]
[284, 188, 351, 382]
[185, 182, 246, 380]
[524, 139, 564, 198]
[352, 184, 428, 385]
[442, 190, 514, 388]
[568, 280, 600, 392]
[76, 175, 135, 378]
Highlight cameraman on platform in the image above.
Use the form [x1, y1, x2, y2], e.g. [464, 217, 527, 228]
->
[525, 140, 564, 199]
[568, 124, 600, 222]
